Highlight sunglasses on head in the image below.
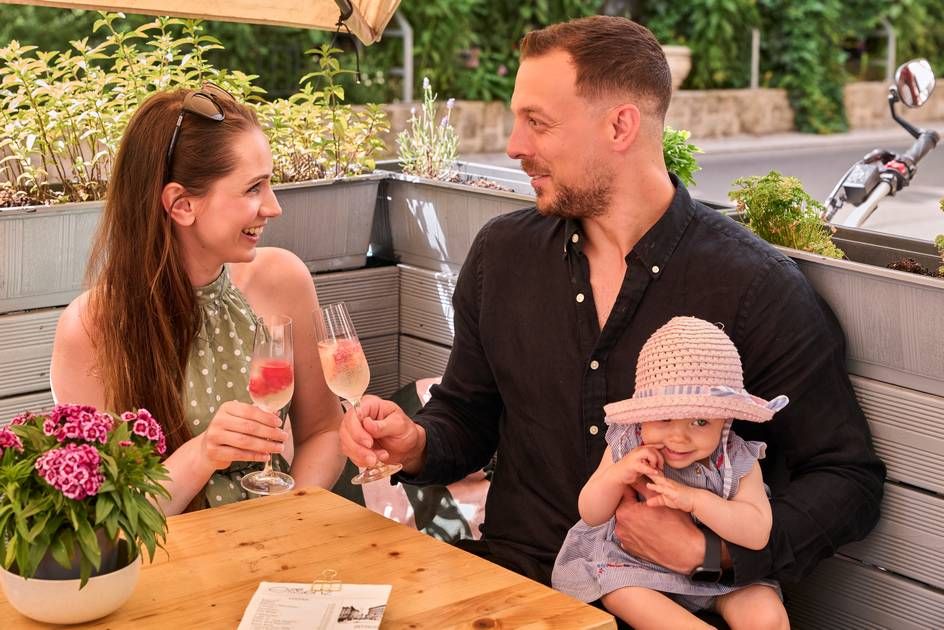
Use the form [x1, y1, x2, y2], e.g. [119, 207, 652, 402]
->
[165, 82, 236, 177]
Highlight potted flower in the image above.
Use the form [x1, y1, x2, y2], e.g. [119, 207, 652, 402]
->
[0, 404, 169, 625]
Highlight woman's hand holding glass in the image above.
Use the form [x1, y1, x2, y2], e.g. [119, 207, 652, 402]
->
[199, 400, 287, 471]
[240, 315, 296, 495]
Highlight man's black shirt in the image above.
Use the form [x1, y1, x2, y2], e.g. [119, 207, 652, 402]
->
[406, 179, 885, 586]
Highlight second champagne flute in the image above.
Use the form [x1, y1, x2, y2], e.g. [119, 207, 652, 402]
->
[240, 314, 295, 495]
[315, 302, 402, 485]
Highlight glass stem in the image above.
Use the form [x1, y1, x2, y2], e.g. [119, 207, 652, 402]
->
[351, 397, 377, 471]
[266, 406, 288, 475]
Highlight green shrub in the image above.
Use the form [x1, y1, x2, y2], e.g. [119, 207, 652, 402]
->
[662, 126, 702, 187]
[729, 171, 844, 258]
[257, 44, 389, 182]
[0, 14, 386, 206]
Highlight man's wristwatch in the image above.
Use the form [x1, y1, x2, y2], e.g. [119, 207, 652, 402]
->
[690, 524, 723, 583]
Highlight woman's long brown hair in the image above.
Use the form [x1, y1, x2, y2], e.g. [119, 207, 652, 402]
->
[86, 90, 260, 508]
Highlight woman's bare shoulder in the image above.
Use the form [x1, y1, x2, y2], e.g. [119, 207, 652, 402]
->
[55, 290, 95, 350]
[231, 247, 310, 286]
[230, 248, 316, 313]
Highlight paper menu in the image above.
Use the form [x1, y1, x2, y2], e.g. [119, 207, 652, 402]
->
[238, 582, 392, 630]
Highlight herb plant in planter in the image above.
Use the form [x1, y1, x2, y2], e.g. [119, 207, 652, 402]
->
[729, 170, 844, 259]
[253, 43, 391, 273]
[0, 14, 258, 313]
[723, 169, 942, 430]
[0, 405, 169, 624]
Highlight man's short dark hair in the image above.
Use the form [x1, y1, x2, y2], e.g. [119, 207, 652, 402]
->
[520, 15, 672, 120]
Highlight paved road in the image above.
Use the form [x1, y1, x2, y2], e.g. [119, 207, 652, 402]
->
[689, 132, 944, 240]
[464, 124, 944, 241]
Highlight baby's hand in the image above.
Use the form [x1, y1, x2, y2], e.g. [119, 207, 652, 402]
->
[645, 475, 696, 512]
[610, 444, 664, 485]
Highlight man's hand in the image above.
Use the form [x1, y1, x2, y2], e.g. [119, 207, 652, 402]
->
[613, 480, 705, 574]
[338, 395, 426, 474]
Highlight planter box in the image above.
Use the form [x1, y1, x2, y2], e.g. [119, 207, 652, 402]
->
[0, 174, 382, 314]
[376, 162, 534, 272]
[398, 335, 451, 388]
[399, 264, 457, 346]
[783, 555, 944, 630]
[268, 175, 383, 273]
[781, 229, 943, 398]
[0, 200, 103, 314]
[0, 391, 55, 427]
[312, 264, 399, 339]
[361, 334, 399, 398]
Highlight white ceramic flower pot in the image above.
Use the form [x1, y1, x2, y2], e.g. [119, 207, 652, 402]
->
[662, 45, 692, 89]
[0, 551, 140, 624]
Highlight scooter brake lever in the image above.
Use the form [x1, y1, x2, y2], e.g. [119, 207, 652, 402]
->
[862, 148, 894, 163]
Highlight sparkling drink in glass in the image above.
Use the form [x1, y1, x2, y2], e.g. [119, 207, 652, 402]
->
[316, 302, 401, 485]
[240, 315, 296, 495]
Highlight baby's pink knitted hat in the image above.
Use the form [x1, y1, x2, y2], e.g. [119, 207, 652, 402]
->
[604, 316, 788, 424]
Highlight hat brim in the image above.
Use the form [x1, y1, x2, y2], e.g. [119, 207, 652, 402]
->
[604, 393, 775, 424]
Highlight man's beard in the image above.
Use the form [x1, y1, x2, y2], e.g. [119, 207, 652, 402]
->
[536, 176, 611, 220]
[522, 158, 612, 220]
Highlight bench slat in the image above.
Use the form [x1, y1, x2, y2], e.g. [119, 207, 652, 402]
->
[0, 308, 62, 397]
[0, 390, 55, 426]
[398, 335, 451, 387]
[784, 555, 944, 629]
[852, 375, 944, 494]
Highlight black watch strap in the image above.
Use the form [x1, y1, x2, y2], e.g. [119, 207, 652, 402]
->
[702, 525, 721, 568]
[690, 524, 723, 583]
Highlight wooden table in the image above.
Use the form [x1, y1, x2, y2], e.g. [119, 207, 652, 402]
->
[0, 488, 615, 629]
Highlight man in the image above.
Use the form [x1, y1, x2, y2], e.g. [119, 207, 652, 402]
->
[341, 15, 884, 594]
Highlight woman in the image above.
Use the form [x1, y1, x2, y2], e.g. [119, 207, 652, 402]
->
[51, 85, 346, 514]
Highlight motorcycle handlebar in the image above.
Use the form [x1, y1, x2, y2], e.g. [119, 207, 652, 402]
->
[901, 130, 941, 165]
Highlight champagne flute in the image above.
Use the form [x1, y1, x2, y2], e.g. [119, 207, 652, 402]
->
[240, 315, 295, 495]
[315, 302, 401, 485]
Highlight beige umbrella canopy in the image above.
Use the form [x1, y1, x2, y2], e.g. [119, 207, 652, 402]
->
[1, 0, 401, 45]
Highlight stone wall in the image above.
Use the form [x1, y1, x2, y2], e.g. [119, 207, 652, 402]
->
[844, 81, 944, 129]
[375, 82, 944, 156]
[665, 88, 795, 137]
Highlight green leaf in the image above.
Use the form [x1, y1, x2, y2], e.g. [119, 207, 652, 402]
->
[25, 511, 50, 542]
[49, 535, 72, 569]
[75, 521, 102, 570]
[95, 494, 115, 525]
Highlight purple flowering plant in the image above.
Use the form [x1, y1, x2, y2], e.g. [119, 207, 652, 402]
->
[0, 405, 170, 586]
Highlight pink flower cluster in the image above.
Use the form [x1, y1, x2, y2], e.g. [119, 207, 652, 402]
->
[120, 409, 167, 455]
[42, 404, 114, 444]
[35, 443, 104, 500]
[10, 410, 33, 425]
[0, 426, 23, 453]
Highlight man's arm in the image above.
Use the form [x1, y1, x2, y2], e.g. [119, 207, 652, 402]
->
[400, 221, 505, 486]
[729, 257, 885, 584]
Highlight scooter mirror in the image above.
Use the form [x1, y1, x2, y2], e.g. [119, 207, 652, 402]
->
[895, 59, 935, 108]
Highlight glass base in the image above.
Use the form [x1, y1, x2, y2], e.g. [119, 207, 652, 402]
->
[351, 462, 403, 485]
[240, 470, 295, 495]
